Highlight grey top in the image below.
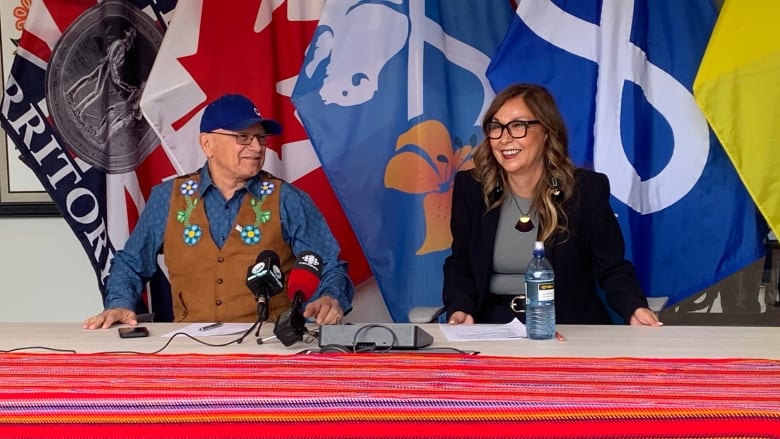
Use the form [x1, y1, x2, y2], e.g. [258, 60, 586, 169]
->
[490, 195, 537, 295]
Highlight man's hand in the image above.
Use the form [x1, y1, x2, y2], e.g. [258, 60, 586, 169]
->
[83, 308, 137, 330]
[303, 295, 344, 325]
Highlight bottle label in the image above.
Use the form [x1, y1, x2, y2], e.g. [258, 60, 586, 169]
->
[526, 281, 555, 304]
[538, 282, 555, 302]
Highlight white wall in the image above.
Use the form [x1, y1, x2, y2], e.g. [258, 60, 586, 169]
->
[0, 217, 102, 322]
[0, 216, 391, 323]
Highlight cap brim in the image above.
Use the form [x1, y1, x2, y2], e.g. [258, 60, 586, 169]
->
[260, 119, 282, 135]
[222, 117, 283, 135]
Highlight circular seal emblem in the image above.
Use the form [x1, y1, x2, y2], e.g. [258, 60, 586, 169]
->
[46, 0, 163, 174]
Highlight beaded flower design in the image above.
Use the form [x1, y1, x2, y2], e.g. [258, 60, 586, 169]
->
[183, 224, 202, 246]
[236, 181, 274, 245]
[176, 180, 201, 246]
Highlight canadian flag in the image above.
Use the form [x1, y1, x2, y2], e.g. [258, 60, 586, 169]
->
[141, 0, 369, 284]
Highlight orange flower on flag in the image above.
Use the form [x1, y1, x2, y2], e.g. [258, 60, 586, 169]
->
[385, 120, 475, 255]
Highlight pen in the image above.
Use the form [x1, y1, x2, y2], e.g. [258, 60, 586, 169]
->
[199, 322, 223, 332]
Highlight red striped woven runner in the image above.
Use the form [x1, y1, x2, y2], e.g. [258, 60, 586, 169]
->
[1, 353, 778, 438]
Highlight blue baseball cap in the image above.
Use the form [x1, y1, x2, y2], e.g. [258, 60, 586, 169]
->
[199, 94, 282, 135]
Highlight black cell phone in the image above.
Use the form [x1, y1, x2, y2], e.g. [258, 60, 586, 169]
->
[118, 326, 150, 338]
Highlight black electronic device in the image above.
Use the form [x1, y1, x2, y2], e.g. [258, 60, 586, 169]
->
[273, 251, 324, 346]
[318, 324, 433, 350]
[118, 326, 150, 338]
[273, 301, 306, 346]
[246, 250, 284, 321]
[246, 250, 284, 297]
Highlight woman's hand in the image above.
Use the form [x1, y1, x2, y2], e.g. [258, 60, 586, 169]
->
[447, 311, 475, 325]
[629, 307, 663, 326]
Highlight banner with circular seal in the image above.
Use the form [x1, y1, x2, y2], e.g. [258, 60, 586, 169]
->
[45, 0, 164, 174]
[0, 0, 176, 300]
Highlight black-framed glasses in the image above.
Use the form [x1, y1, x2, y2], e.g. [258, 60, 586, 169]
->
[209, 131, 270, 146]
[487, 120, 541, 139]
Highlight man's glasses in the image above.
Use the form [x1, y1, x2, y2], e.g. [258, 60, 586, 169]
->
[487, 120, 541, 139]
[209, 131, 270, 145]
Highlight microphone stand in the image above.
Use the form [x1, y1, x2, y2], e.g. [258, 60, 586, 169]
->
[256, 291, 269, 338]
[237, 291, 269, 344]
[236, 316, 261, 345]
[256, 291, 269, 321]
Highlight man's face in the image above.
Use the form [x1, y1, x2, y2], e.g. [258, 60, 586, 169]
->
[200, 123, 268, 185]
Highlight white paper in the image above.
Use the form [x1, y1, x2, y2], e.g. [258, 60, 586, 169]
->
[439, 318, 527, 341]
[160, 323, 255, 337]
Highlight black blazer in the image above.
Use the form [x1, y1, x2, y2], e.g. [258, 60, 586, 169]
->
[443, 169, 648, 324]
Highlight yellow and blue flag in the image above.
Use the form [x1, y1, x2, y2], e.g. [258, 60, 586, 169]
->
[694, 0, 780, 240]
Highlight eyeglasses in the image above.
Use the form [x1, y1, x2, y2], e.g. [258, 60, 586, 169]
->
[487, 120, 541, 139]
[209, 131, 270, 146]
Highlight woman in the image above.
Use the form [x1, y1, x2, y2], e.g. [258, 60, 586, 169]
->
[443, 83, 660, 326]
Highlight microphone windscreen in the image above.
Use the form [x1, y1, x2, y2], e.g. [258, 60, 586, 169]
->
[246, 249, 284, 296]
[292, 251, 323, 276]
[257, 249, 281, 266]
[287, 251, 323, 300]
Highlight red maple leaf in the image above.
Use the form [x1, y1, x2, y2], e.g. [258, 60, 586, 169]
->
[175, 0, 316, 157]
[174, 1, 370, 283]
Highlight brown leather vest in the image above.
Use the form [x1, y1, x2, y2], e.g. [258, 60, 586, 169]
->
[163, 173, 293, 322]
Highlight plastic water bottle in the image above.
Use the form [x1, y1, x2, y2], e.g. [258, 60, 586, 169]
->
[524, 241, 556, 340]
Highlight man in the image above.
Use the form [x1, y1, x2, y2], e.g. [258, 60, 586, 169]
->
[84, 94, 352, 329]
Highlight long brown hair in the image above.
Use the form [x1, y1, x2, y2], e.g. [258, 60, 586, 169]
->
[472, 83, 575, 242]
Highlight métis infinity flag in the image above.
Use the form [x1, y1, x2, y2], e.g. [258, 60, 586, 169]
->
[0, 0, 178, 308]
[292, 0, 515, 321]
[140, 0, 370, 286]
[694, 0, 780, 239]
[487, 0, 766, 306]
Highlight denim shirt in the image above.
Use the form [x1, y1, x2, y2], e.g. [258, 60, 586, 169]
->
[104, 166, 353, 314]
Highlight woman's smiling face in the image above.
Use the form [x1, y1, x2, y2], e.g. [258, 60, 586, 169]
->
[489, 96, 546, 178]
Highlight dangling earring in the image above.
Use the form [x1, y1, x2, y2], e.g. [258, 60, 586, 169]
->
[550, 177, 561, 197]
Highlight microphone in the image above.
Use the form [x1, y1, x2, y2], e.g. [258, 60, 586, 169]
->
[246, 250, 284, 321]
[273, 251, 323, 346]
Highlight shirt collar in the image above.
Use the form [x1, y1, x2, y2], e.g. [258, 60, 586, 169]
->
[197, 166, 214, 197]
[197, 165, 269, 199]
